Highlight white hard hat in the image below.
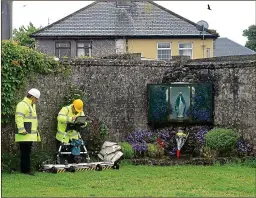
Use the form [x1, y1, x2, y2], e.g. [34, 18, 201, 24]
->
[28, 88, 40, 99]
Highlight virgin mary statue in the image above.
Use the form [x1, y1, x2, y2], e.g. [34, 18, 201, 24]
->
[175, 92, 186, 118]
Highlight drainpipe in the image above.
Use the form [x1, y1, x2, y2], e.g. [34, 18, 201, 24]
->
[202, 26, 205, 58]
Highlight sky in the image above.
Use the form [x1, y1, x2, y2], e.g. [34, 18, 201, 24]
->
[12, 1, 256, 46]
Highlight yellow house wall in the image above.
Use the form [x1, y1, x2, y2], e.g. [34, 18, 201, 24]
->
[127, 38, 214, 59]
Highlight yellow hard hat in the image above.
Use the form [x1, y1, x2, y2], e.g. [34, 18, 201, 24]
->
[73, 99, 83, 112]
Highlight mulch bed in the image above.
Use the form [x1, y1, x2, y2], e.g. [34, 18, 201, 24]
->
[131, 156, 250, 166]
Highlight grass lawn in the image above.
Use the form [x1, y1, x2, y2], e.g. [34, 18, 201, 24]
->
[2, 163, 255, 197]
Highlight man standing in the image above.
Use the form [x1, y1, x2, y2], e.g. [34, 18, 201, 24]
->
[15, 88, 41, 175]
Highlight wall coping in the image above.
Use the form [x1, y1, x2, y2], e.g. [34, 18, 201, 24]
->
[60, 54, 256, 69]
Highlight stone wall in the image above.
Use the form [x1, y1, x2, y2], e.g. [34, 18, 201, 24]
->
[2, 54, 256, 153]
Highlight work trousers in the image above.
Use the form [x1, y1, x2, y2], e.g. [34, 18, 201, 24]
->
[19, 142, 33, 173]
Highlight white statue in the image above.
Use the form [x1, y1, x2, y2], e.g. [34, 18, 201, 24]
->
[175, 92, 186, 118]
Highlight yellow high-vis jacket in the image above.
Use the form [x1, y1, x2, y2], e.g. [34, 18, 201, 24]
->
[56, 104, 85, 143]
[15, 97, 41, 142]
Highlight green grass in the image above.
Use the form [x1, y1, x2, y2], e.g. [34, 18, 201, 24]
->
[2, 164, 255, 197]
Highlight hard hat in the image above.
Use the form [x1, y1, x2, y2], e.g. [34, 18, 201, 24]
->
[28, 88, 40, 99]
[73, 99, 83, 112]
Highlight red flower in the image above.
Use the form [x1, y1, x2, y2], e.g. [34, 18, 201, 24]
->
[156, 138, 165, 148]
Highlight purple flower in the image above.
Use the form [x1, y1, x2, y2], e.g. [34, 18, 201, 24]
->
[194, 129, 208, 144]
[237, 139, 252, 153]
[131, 142, 147, 153]
[168, 147, 177, 156]
[156, 129, 171, 141]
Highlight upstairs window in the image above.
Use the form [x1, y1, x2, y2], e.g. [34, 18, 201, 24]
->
[206, 48, 211, 58]
[157, 42, 171, 61]
[77, 41, 92, 57]
[55, 42, 71, 58]
[179, 43, 193, 59]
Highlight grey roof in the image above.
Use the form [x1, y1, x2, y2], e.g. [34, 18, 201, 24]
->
[32, 1, 217, 38]
[214, 37, 256, 57]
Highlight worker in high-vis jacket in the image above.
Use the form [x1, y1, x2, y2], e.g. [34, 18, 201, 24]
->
[56, 99, 87, 159]
[15, 88, 41, 176]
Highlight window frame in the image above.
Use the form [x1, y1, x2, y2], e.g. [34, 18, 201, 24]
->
[55, 41, 71, 58]
[206, 48, 211, 58]
[76, 41, 92, 57]
[157, 42, 172, 61]
[178, 42, 193, 59]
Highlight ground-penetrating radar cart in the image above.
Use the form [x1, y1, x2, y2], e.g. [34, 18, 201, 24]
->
[39, 116, 123, 173]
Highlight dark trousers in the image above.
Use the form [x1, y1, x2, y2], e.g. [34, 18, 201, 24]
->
[19, 142, 33, 173]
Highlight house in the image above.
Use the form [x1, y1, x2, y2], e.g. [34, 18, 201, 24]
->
[213, 37, 256, 57]
[31, 0, 219, 60]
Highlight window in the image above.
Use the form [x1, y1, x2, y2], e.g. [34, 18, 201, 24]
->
[77, 41, 92, 57]
[179, 43, 193, 59]
[157, 42, 171, 60]
[55, 42, 71, 58]
[206, 48, 211, 58]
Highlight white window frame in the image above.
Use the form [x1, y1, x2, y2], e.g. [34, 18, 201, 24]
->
[76, 41, 92, 57]
[206, 48, 211, 58]
[178, 42, 193, 59]
[157, 42, 172, 61]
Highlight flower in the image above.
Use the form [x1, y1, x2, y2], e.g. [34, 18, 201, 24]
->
[156, 138, 165, 148]
[236, 139, 252, 153]
[194, 128, 208, 144]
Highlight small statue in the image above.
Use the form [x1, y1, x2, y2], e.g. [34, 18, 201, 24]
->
[175, 92, 186, 118]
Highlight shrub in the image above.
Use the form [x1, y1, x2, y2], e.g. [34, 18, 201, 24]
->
[205, 128, 239, 156]
[120, 142, 134, 159]
[2, 150, 54, 173]
[1, 153, 20, 173]
[84, 116, 109, 153]
[147, 143, 158, 158]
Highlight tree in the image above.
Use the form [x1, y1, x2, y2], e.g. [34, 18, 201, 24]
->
[243, 25, 256, 52]
[12, 22, 41, 48]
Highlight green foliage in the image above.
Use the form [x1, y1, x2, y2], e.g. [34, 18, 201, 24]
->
[85, 117, 110, 153]
[60, 84, 87, 107]
[74, 55, 94, 60]
[243, 25, 256, 51]
[1, 153, 20, 173]
[99, 122, 109, 139]
[30, 150, 55, 171]
[1, 40, 66, 124]
[120, 142, 134, 159]
[1, 150, 53, 173]
[205, 128, 239, 156]
[147, 143, 158, 158]
[241, 157, 256, 168]
[12, 22, 41, 48]
[147, 143, 165, 158]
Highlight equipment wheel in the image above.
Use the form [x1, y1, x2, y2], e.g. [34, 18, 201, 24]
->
[69, 166, 76, 173]
[113, 162, 120, 170]
[51, 166, 58, 174]
[95, 164, 103, 171]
